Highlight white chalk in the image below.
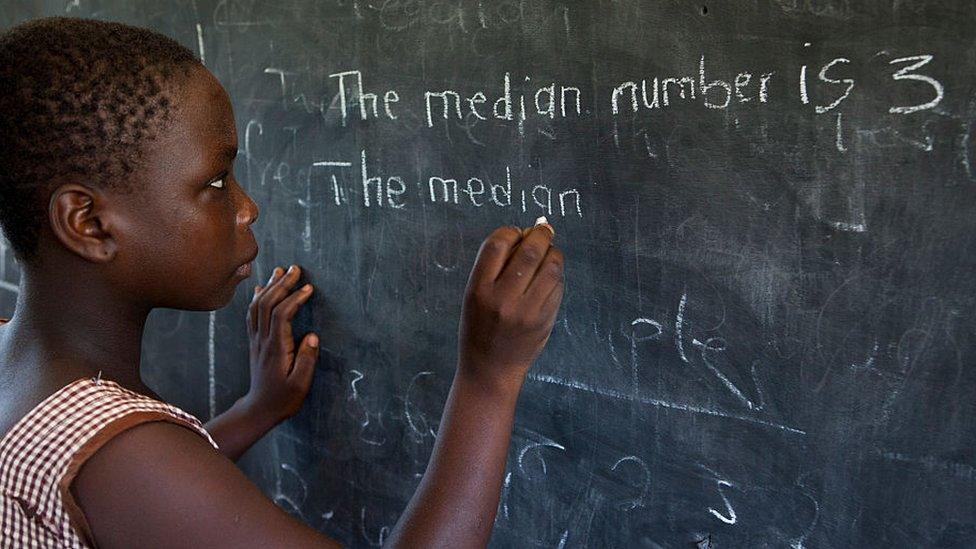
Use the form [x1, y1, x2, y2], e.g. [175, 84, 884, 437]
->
[523, 216, 554, 238]
[530, 215, 554, 237]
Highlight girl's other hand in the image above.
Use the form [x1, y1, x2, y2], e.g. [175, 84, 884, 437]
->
[243, 265, 319, 424]
[457, 224, 564, 394]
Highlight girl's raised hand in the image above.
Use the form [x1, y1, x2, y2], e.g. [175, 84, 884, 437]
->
[243, 264, 319, 423]
[457, 224, 564, 393]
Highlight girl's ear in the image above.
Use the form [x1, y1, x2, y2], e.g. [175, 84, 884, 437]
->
[48, 183, 119, 263]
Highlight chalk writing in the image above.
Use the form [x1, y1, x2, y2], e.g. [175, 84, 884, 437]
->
[517, 437, 566, 480]
[360, 507, 390, 547]
[404, 371, 437, 440]
[349, 370, 364, 401]
[425, 73, 582, 133]
[320, 52, 944, 135]
[310, 151, 584, 217]
[526, 372, 805, 434]
[707, 480, 737, 525]
[329, 70, 400, 125]
[609, 455, 651, 511]
[611, 55, 774, 114]
[207, 311, 216, 419]
[888, 55, 944, 114]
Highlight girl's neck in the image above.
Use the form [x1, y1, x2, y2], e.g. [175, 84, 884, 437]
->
[0, 267, 153, 396]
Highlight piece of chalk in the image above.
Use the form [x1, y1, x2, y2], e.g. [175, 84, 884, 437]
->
[525, 215, 554, 237]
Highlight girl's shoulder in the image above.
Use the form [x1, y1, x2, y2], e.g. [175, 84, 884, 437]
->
[0, 375, 218, 546]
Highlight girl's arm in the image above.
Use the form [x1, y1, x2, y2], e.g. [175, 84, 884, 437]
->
[203, 394, 282, 461]
[388, 223, 563, 547]
[72, 419, 342, 548]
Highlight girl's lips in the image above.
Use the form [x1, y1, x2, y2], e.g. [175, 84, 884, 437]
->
[235, 244, 259, 278]
[235, 261, 252, 278]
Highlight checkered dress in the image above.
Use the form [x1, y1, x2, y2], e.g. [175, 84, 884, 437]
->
[0, 373, 218, 548]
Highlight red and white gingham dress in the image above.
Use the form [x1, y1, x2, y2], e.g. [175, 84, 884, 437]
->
[0, 373, 218, 548]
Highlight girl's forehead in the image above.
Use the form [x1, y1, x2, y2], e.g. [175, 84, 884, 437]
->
[135, 69, 236, 187]
[176, 68, 236, 140]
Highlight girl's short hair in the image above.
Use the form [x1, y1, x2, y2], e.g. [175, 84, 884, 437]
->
[0, 17, 203, 262]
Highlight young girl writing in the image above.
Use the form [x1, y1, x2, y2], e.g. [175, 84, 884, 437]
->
[0, 16, 564, 547]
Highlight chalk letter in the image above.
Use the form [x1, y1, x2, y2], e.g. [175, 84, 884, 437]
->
[759, 72, 774, 103]
[265, 67, 295, 110]
[383, 90, 400, 119]
[360, 149, 382, 208]
[536, 85, 556, 118]
[559, 189, 582, 217]
[532, 185, 552, 215]
[387, 176, 407, 209]
[494, 72, 513, 120]
[561, 86, 582, 117]
[461, 177, 486, 206]
[425, 90, 464, 127]
[814, 58, 854, 114]
[467, 92, 488, 120]
[734, 72, 752, 102]
[662, 77, 696, 106]
[700, 56, 732, 109]
[428, 177, 458, 203]
[612, 81, 639, 114]
[490, 168, 513, 206]
[641, 78, 660, 109]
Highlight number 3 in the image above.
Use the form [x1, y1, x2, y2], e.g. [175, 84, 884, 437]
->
[889, 55, 944, 114]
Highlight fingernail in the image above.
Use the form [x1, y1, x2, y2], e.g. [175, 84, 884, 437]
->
[523, 224, 555, 238]
[302, 284, 313, 292]
[307, 333, 319, 347]
[287, 264, 297, 273]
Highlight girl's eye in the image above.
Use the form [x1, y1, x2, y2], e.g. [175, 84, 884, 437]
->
[209, 178, 226, 189]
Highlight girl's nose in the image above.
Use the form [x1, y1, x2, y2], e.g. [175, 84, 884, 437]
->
[237, 188, 259, 226]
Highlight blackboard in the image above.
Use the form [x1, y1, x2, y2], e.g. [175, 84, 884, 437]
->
[4, 1, 976, 546]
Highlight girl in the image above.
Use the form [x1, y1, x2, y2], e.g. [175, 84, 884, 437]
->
[0, 16, 564, 548]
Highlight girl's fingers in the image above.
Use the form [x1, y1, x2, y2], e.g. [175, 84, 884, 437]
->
[252, 267, 283, 336]
[467, 226, 523, 290]
[524, 247, 564, 306]
[246, 285, 264, 336]
[269, 283, 314, 343]
[539, 276, 565, 320]
[288, 333, 319, 382]
[495, 226, 554, 297]
[257, 265, 301, 336]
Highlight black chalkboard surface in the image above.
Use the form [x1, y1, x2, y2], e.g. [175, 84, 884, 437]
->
[4, 1, 976, 547]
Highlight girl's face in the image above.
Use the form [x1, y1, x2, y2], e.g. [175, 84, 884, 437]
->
[111, 66, 259, 311]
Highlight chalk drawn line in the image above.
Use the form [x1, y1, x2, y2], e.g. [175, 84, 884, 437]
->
[526, 372, 805, 435]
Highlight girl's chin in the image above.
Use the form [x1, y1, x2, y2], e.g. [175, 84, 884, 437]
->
[196, 284, 240, 311]
[169, 274, 249, 311]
